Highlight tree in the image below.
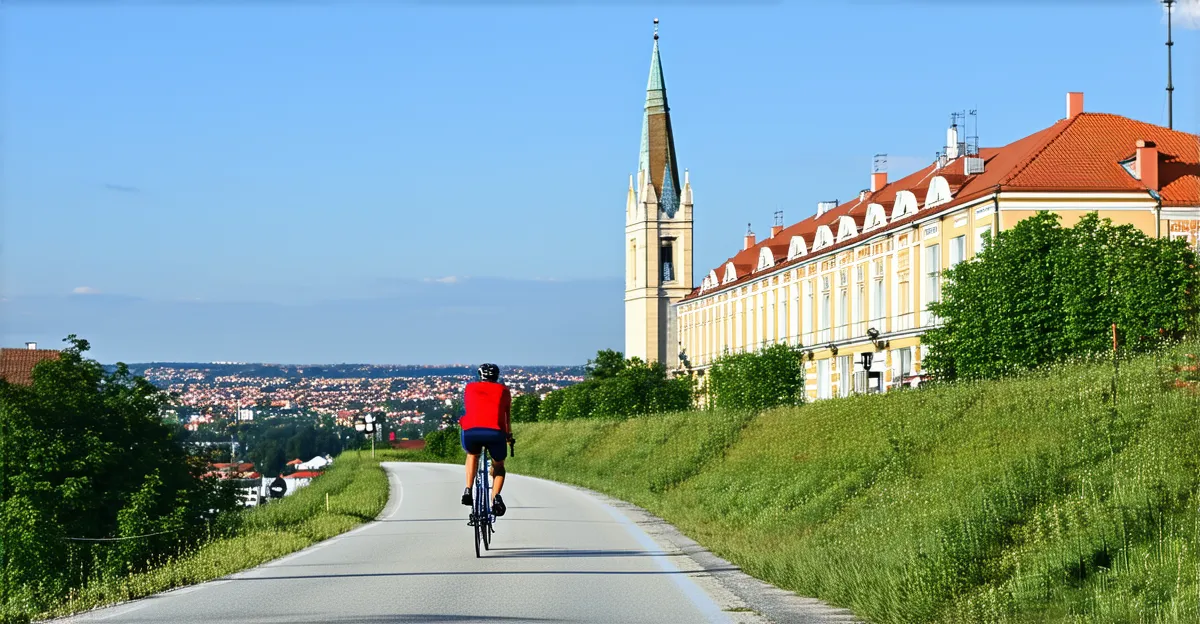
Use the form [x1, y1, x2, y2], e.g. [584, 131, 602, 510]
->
[585, 349, 626, 380]
[925, 213, 1200, 380]
[0, 335, 237, 608]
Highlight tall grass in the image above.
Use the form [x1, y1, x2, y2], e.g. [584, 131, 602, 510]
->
[489, 343, 1200, 623]
[17, 451, 389, 623]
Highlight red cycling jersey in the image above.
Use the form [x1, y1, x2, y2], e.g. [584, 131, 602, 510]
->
[458, 381, 512, 433]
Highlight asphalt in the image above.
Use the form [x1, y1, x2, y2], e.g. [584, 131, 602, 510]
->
[47, 462, 860, 624]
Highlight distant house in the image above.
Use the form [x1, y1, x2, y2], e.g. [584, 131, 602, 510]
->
[391, 440, 427, 451]
[295, 455, 333, 471]
[281, 470, 322, 495]
[0, 343, 60, 386]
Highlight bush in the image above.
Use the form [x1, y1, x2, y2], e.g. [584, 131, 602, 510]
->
[537, 353, 695, 420]
[706, 342, 806, 411]
[510, 393, 541, 423]
[925, 212, 1200, 380]
[423, 426, 461, 458]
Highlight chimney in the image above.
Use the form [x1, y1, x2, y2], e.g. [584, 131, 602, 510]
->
[744, 224, 756, 250]
[1135, 139, 1159, 190]
[871, 171, 887, 193]
[771, 224, 783, 238]
[945, 122, 960, 159]
[1067, 92, 1084, 119]
[26, 342, 37, 350]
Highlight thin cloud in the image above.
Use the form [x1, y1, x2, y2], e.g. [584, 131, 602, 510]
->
[103, 183, 140, 193]
[423, 276, 460, 284]
[72, 286, 101, 295]
[1163, 0, 1200, 29]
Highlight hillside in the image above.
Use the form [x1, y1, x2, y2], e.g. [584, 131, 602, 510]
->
[507, 344, 1200, 623]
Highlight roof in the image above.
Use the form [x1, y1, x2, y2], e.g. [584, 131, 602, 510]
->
[285, 470, 323, 479]
[286, 459, 303, 465]
[0, 348, 61, 386]
[687, 109, 1200, 301]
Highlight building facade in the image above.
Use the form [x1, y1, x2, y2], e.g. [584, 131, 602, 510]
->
[667, 92, 1200, 401]
[625, 22, 694, 368]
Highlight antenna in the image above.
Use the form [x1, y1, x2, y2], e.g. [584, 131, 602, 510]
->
[1163, 0, 1174, 129]
[966, 109, 980, 156]
[873, 153, 887, 173]
[774, 210, 784, 227]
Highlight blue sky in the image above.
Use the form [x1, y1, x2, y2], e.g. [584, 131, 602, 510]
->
[2, 1, 1197, 364]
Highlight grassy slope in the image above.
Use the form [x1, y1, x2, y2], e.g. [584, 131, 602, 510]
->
[27, 451, 389, 623]
[507, 345, 1200, 623]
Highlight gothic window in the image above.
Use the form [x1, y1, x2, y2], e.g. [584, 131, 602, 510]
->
[661, 239, 675, 283]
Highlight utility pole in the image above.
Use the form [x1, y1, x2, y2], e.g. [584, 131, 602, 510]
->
[1164, 0, 1175, 129]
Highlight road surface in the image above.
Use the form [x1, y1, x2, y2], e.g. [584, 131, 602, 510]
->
[50, 463, 857, 624]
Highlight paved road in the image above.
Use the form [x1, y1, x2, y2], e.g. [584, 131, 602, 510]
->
[52, 462, 794, 624]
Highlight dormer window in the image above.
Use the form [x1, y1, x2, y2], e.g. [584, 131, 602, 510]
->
[787, 236, 808, 260]
[813, 225, 834, 250]
[757, 247, 775, 271]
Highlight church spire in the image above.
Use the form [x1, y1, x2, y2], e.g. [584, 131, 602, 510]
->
[638, 18, 681, 218]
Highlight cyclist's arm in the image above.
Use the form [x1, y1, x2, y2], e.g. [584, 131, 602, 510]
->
[500, 387, 512, 436]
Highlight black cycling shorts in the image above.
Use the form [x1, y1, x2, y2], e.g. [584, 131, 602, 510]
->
[460, 427, 507, 461]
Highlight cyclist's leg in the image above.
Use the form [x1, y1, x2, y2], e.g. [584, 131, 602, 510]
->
[485, 430, 508, 509]
[461, 428, 484, 504]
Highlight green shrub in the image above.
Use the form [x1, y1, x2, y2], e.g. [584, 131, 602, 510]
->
[510, 393, 541, 422]
[925, 212, 1200, 381]
[423, 426, 462, 458]
[706, 342, 806, 410]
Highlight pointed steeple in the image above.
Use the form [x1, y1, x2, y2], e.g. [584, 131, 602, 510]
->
[637, 18, 681, 216]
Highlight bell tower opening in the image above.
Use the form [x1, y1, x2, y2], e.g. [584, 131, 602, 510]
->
[661, 239, 675, 283]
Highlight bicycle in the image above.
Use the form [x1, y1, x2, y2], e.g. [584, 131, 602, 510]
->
[467, 438, 513, 558]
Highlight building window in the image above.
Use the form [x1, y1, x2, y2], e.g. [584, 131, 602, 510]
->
[924, 244, 941, 324]
[974, 226, 992, 256]
[856, 285, 865, 327]
[821, 293, 831, 330]
[661, 240, 675, 283]
[838, 290, 848, 337]
[838, 355, 852, 397]
[817, 358, 831, 399]
[949, 235, 966, 269]
[898, 347, 913, 383]
[629, 240, 637, 286]
[872, 279, 884, 321]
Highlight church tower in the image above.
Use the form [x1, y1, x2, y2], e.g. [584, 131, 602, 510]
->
[625, 19, 694, 367]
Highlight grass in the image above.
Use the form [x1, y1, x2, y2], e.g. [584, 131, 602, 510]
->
[384, 343, 1200, 623]
[16, 450, 389, 624]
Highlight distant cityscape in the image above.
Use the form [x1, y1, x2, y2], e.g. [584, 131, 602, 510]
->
[117, 362, 586, 432]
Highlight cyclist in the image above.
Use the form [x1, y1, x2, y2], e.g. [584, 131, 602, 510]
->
[458, 363, 514, 516]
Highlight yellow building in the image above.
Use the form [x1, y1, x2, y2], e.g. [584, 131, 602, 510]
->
[668, 92, 1200, 400]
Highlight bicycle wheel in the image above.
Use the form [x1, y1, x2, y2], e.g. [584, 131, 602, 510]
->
[481, 450, 492, 550]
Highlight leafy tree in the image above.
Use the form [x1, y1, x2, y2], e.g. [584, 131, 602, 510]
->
[0, 336, 238, 607]
[706, 342, 806, 411]
[585, 349, 626, 380]
[924, 213, 1200, 380]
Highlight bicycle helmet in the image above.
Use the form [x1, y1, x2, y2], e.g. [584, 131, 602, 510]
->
[477, 363, 500, 382]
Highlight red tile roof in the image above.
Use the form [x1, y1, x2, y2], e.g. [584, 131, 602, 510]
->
[0, 348, 61, 386]
[285, 470, 323, 479]
[687, 110, 1199, 301]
